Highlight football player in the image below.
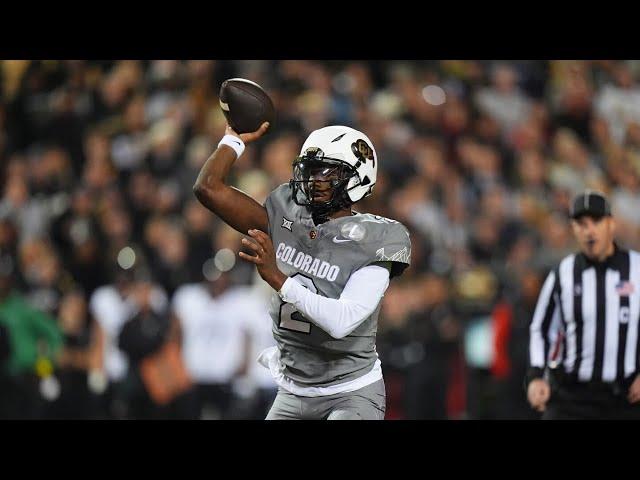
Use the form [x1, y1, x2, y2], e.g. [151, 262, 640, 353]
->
[193, 122, 411, 419]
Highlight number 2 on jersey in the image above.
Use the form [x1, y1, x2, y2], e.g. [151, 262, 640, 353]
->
[278, 274, 317, 334]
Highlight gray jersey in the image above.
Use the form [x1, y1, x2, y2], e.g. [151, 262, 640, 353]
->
[264, 183, 411, 387]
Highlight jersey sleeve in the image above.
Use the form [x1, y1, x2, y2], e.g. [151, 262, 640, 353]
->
[369, 221, 412, 278]
[278, 264, 390, 339]
[527, 268, 561, 383]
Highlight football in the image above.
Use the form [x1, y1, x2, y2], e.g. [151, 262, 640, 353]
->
[218, 78, 275, 134]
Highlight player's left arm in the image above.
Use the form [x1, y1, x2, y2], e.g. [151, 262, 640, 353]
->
[281, 265, 390, 339]
[239, 229, 390, 339]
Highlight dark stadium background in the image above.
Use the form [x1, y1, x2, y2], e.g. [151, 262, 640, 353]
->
[1, 59, 638, 419]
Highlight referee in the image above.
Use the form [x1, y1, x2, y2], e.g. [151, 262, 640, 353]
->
[527, 191, 640, 419]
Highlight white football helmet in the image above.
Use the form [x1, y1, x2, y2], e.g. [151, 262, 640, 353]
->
[290, 125, 377, 219]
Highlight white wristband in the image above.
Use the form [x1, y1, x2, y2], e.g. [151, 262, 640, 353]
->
[218, 134, 245, 158]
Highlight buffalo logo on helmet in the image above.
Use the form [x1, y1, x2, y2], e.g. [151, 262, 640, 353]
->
[304, 147, 324, 160]
[351, 139, 375, 167]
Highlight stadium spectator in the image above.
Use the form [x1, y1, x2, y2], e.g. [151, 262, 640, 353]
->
[0, 250, 63, 418]
[172, 261, 255, 420]
[45, 290, 103, 419]
[231, 273, 278, 419]
[89, 251, 169, 419]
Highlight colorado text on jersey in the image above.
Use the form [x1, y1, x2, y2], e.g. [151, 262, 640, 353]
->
[275, 243, 340, 281]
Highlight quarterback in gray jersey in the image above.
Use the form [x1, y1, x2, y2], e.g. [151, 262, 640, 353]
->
[194, 122, 411, 420]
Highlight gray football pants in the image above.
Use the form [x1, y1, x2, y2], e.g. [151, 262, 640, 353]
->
[265, 379, 386, 420]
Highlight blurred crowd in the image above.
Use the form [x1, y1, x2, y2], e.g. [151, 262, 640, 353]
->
[1, 59, 640, 419]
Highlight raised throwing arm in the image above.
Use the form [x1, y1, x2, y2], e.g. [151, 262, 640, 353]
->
[193, 123, 270, 234]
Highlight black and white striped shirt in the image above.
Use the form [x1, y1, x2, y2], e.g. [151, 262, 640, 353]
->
[528, 245, 640, 384]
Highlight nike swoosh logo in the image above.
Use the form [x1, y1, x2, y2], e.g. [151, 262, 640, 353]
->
[332, 236, 353, 243]
[232, 140, 241, 145]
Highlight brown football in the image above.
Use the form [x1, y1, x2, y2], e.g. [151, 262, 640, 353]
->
[218, 78, 275, 134]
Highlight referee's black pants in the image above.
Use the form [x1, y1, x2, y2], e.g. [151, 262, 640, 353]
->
[543, 370, 640, 420]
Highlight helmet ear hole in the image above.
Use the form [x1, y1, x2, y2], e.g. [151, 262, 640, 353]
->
[361, 176, 371, 186]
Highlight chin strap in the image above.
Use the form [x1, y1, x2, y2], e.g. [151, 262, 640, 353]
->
[310, 190, 353, 225]
[312, 210, 330, 225]
[289, 177, 354, 225]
